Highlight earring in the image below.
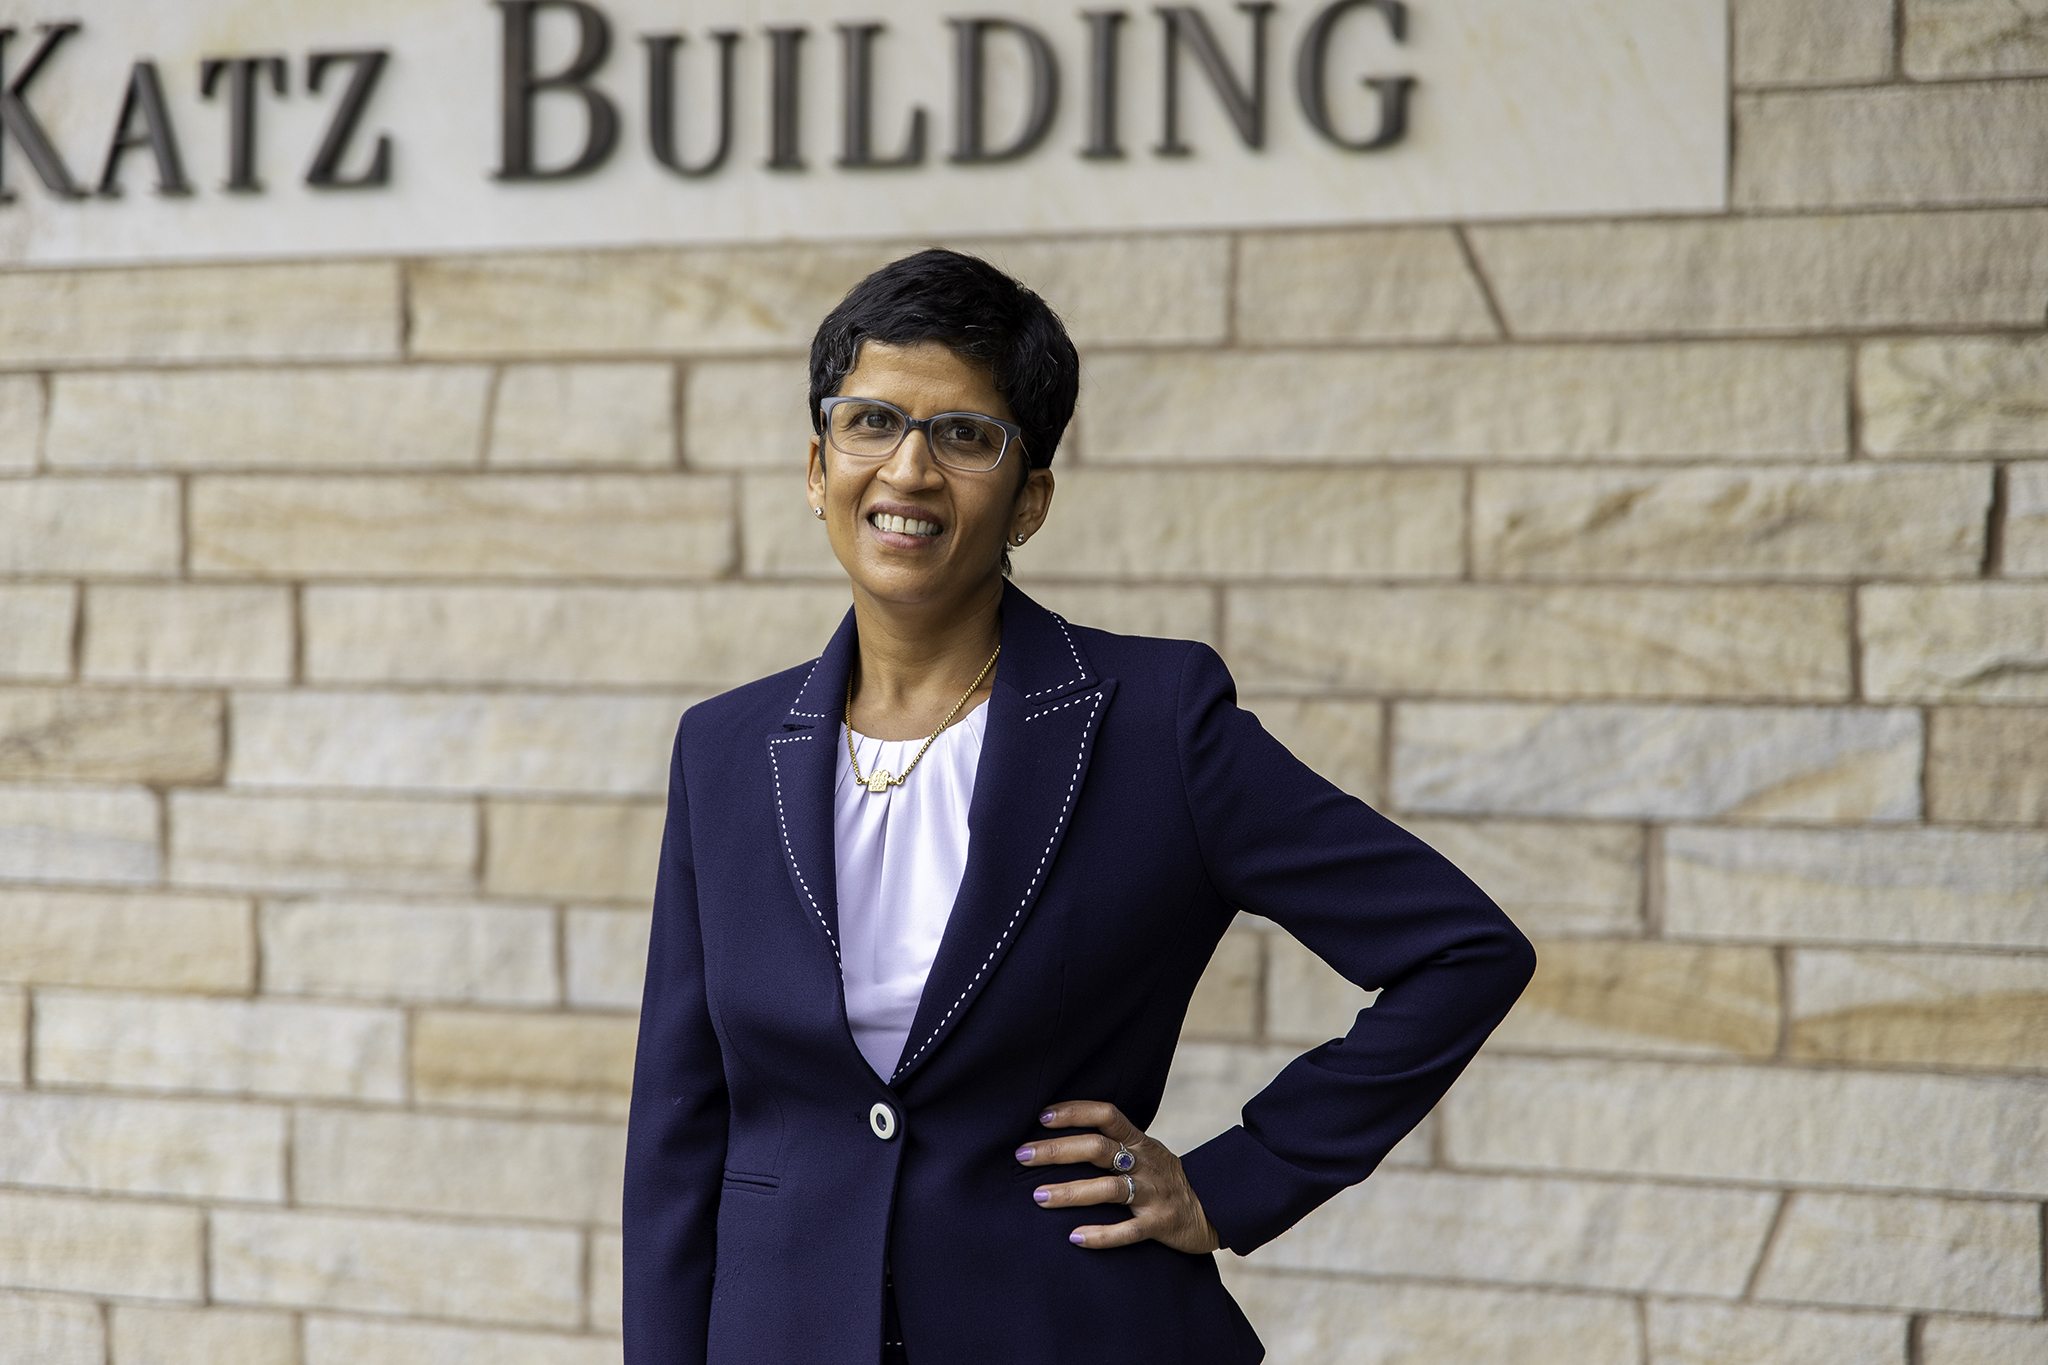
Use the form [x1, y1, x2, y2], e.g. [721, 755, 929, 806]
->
[1012, 535, 1027, 546]
[813, 507, 825, 519]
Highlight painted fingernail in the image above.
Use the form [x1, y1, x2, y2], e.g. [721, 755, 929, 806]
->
[1039, 1110, 1057, 1125]
[1015, 1147, 1034, 1163]
[1069, 1231, 1086, 1245]
[1033, 1188, 1051, 1205]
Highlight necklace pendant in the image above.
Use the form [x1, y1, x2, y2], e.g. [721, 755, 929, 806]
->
[866, 769, 893, 794]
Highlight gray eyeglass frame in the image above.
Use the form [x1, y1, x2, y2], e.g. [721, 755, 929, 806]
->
[818, 396, 1023, 472]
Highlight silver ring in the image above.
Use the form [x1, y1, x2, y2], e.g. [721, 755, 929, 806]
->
[1120, 1173, 1136, 1204]
[1112, 1143, 1135, 1173]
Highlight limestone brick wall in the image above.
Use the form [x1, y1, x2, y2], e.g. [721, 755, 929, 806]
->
[4, 1, 2048, 1361]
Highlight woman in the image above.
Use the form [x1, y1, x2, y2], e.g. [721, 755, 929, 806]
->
[622, 249, 1535, 1364]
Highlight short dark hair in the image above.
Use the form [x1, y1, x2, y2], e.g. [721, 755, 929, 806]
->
[808, 248, 1080, 475]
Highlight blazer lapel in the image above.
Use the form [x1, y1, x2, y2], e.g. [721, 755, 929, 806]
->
[891, 585, 1114, 1086]
[764, 607, 858, 963]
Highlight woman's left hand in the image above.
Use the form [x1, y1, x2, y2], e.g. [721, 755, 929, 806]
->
[1017, 1100, 1222, 1253]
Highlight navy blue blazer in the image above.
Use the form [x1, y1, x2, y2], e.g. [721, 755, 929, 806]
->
[623, 583, 1534, 1365]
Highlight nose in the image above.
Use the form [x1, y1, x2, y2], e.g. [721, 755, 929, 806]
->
[879, 427, 943, 486]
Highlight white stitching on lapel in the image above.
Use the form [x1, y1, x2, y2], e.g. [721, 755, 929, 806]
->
[786, 658, 829, 719]
[1022, 615, 1089, 699]
[767, 733, 837, 961]
[891, 689, 1103, 1080]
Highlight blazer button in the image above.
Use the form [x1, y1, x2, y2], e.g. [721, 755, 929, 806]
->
[869, 1102, 898, 1141]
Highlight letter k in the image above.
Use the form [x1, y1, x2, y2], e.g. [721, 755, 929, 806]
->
[0, 22, 86, 201]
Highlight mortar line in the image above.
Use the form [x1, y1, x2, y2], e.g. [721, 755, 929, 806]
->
[249, 897, 264, 999]
[1740, 1190, 1792, 1299]
[200, 1209, 214, 1306]
[2038, 1202, 2047, 1319]
[1846, 341, 1865, 459]
[1906, 1314, 1925, 1365]
[1846, 584, 1865, 703]
[283, 1104, 297, 1207]
[69, 580, 85, 681]
[1377, 699, 1395, 813]
[1641, 823, 1663, 938]
[555, 904, 571, 1008]
[579, 1225, 596, 1331]
[476, 364, 505, 467]
[672, 359, 690, 469]
[1459, 467, 1476, 582]
[398, 258, 416, 358]
[289, 583, 306, 686]
[1634, 1294, 1651, 1365]
[177, 474, 192, 578]
[1918, 705, 1934, 823]
[1451, 225, 1511, 339]
[34, 371, 52, 469]
[1891, 0, 1908, 81]
[1774, 943, 1793, 1060]
[22, 987, 34, 1088]
[1983, 463, 2007, 577]
[1222, 231, 1242, 344]
[97, 1300, 111, 1365]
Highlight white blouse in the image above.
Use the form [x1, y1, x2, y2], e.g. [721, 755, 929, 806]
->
[834, 701, 987, 1079]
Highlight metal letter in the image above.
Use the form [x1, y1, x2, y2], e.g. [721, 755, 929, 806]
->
[306, 50, 393, 188]
[645, 30, 739, 177]
[494, 0, 620, 180]
[1080, 10, 1126, 159]
[1295, 0, 1413, 151]
[765, 26, 806, 170]
[0, 23, 87, 202]
[200, 55, 287, 192]
[949, 18, 1057, 164]
[1154, 4, 1273, 156]
[96, 60, 191, 197]
[836, 23, 926, 169]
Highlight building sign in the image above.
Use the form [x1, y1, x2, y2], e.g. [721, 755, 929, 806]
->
[0, 0, 1725, 265]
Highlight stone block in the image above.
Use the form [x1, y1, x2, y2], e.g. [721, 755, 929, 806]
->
[231, 691, 688, 797]
[83, 586, 293, 684]
[485, 800, 666, 902]
[1791, 948, 2048, 1071]
[0, 783, 159, 885]
[1496, 940, 1780, 1059]
[1927, 707, 2048, 823]
[1734, 0, 1895, 84]
[34, 990, 404, 1102]
[0, 1190, 201, 1300]
[1467, 211, 2048, 337]
[304, 584, 850, 687]
[1861, 339, 2048, 457]
[1081, 344, 1846, 463]
[740, 470, 837, 577]
[1183, 927, 1262, 1041]
[1244, 698, 1383, 805]
[411, 1009, 637, 1118]
[1397, 819, 1644, 937]
[211, 1209, 581, 1326]
[1225, 586, 1850, 701]
[959, 234, 1231, 346]
[1029, 469, 1466, 580]
[0, 262, 398, 367]
[0, 888, 252, 990]
[46, 367, 489, 470]
[681, 357, 812, 471]
[0, 585, 73, 680]
[111, 1306, 297, 1365]
[1265, 933, 1383, 1045]
[590, 1231, 623, 1334]
[0, 986, 20, 1085]
[294, 1108, 624, 1224]
[1220, 1270, 1640, 1365]
[0, 476, 180, 574]
[489, 363, 675, 468]
[1393, 703, 1922, 822]
[1862, 584, 2048, 701]
[409, 243, 897, 358]
[1151, 1040, 1435, 1169]
[1474, 463, 1988, 579]
[0, 687, 222, 784]
[261, 899, 556, 1006]
[1923, 1317, 2048, 1365]
[2006, 460, 2048, 576]
[1443, 1055, 2048, 1196]
[1646, 1301, 1907, 1365]
[1011, 583, 1220, 645]
[1756, 1191, 2042, 1315]
[1904, 0, 2048, 78]
[0, 374, 41, 469]
[1260, 1170, 1777, 1295]
[0, 1292, 104, 1365]
[566, 907, 651, 1009]
[169, 791, 478, 895]
[190, 474, 733, 579]
[0, 1091, 283, 1201]
[1234, 228, 1500, 343]
[1736, 83, 2048, 210]
[1665, 826, 2048, 951]
[305, 1317, 619, 1365]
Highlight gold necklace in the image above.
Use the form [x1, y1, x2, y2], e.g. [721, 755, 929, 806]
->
[845, 643, 1001, 796]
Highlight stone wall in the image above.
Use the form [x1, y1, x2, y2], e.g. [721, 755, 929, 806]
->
[3, 1, 2047, 1361]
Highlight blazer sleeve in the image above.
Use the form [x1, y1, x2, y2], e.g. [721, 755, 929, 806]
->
[622, 720, 730, 1364]
[1171, 643, 1536, 1254]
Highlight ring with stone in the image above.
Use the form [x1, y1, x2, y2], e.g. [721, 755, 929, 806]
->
[1112, 1143, 1136, 1173]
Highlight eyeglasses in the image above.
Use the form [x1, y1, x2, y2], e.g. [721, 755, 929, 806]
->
[819, 396, 1022, 473]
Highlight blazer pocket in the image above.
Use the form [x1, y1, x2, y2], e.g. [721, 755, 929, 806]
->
[722, 1168, 780, 1196]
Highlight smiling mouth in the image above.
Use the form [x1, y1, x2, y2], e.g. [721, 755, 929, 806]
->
[870, 511, 942, 538]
